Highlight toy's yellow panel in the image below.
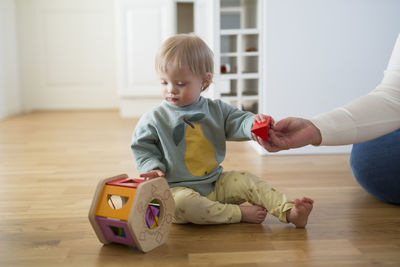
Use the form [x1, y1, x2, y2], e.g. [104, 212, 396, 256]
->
[95, 185, 136, 221]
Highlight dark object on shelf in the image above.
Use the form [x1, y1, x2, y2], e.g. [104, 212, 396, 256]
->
[221, 64, 231, 73]
[246, 47, 257, 52]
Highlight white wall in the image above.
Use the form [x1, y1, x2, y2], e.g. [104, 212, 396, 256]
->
[16, 0, 119, 111]
[0, 0, 22, 119]
[263, 0, 400, 154]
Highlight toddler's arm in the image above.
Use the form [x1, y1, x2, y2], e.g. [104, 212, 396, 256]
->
[131, 118, 166, 174]
[218, 100, 255, 141]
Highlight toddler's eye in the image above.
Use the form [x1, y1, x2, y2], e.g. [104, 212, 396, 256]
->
[161, 80, 167, 85]
[177, 82, 185, 87]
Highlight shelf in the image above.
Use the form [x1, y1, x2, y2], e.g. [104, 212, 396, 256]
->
[216, 0, 261, 115]
[220, 7, 242, 13]
[221, 51, 259, 57]
[220, 0, 258, 30]
[220, 55, 237, 74]
[220, 35, 237, 53]
[221, 95, 259, 101]
[242, 55, 258, 73]
[220, 29, 259, 35]
[242, 99, 258, 113]
[242, 78, 258, 96]
[219, 73, 259, 79]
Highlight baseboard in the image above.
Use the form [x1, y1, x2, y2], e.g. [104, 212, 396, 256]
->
[119, 97, 163, 118]
[249, 141, 351, 155]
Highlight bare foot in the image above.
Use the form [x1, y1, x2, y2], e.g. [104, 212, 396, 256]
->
[286, 197, 314, 228]
[240, 205, 268, 223]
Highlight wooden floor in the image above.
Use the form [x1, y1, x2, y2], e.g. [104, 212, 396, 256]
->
[1, 111, 399, 266]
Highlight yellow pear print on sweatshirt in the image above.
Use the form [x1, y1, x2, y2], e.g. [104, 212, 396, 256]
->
[184, 123, 217, 176]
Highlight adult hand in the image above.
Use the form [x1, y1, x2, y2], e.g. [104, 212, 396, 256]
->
[140, 169, 165, 179]
[254, 117, 322, 152]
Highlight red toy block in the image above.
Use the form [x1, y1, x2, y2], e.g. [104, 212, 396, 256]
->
[106, 177, 147, 188]
[251, 116, 271, 141]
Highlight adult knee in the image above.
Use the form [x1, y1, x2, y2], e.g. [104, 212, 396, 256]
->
[350, 129, 400, 204]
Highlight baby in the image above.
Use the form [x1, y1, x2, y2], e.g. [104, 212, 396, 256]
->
[131, 33, 313, 227]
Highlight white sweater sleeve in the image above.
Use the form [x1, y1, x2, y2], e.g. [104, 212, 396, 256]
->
[310, 34, 400, 146]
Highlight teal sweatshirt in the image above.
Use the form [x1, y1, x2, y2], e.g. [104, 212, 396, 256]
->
[131, 97, 255, 196]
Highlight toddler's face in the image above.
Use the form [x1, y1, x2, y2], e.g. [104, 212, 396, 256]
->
[158, 64, 206, 107]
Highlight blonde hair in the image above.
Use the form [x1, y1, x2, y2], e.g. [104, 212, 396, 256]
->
[155, 33, 214, 88]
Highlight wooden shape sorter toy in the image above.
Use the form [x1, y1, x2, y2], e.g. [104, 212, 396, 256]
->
[88, 174, 175, 252]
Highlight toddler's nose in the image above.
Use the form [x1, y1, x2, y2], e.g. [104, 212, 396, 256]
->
[167, 84, 178, 94]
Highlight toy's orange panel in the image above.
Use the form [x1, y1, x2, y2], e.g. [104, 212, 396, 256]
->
[95, 185, 136, 221]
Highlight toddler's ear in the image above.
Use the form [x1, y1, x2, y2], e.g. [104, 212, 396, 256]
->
[202, 72, 213, 89]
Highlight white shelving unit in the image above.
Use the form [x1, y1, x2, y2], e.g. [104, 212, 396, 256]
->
[213, 0, 263, 114]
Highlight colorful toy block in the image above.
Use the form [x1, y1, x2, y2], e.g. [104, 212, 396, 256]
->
[251, 116, 271, 141]
[88, 174, 175, 252]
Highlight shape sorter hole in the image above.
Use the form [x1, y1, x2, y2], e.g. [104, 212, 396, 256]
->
[109, 225, 126, 238]
[122, 179, 140, 187]
[145, 199, 161, 229]
[107, 195, 129, 210]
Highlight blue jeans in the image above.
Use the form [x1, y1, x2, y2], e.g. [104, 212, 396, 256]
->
[350, 128, 400, 204]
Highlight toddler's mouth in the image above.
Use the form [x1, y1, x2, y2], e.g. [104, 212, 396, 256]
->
[166, 96, 178, 102]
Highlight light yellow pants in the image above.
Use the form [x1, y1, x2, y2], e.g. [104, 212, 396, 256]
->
[170, 170, 294, 224]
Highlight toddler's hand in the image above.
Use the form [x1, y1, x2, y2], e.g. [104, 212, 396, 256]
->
[254, 113, 275, 125]
[140, 169, 165, 180]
